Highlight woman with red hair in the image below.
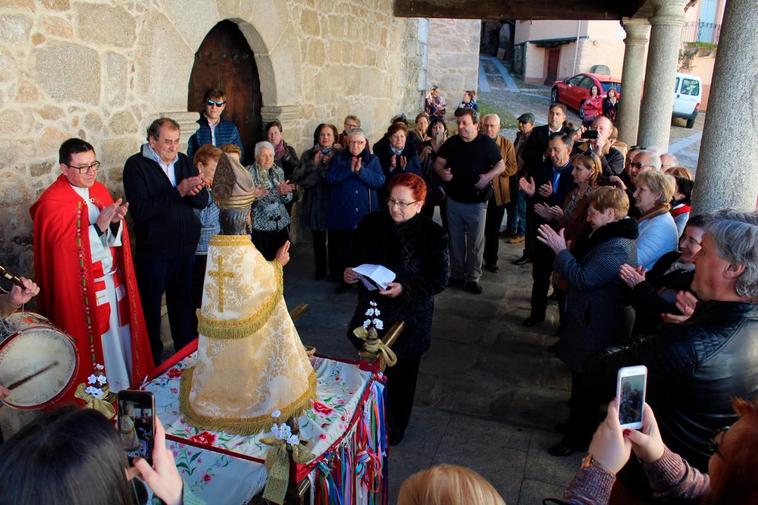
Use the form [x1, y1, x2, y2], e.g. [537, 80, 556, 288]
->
[560, 398, 758, 504]
[343, 173, 449, 446]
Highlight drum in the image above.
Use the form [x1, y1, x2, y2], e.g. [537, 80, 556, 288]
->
[0, 312, 78, 410]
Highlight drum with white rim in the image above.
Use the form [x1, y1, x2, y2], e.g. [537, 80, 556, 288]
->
[0, 312, 78, 410]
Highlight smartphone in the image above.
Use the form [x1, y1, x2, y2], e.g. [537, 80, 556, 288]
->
[582, 129, 599, 139]
[616, 365, 647, 430]
[117, 390, 155, 465]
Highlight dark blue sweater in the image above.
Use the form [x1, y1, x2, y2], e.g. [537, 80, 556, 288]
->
[123, 148, 209, 258]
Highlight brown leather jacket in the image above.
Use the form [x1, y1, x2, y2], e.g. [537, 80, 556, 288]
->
[492, 135, 518, 206]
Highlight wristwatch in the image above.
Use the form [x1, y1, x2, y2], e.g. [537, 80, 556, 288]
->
[581, 453, 607, 472]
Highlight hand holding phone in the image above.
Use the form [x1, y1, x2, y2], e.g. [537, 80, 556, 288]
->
[616, 366, 647, 430]
[132, 416, 184, 505]
[118, 390, 155, 465]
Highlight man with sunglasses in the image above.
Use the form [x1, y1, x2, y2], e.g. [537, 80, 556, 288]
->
[30, 138, 155, 406]
[187, 88, 244, 162]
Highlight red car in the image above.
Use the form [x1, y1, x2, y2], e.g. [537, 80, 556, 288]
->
[551, 73, 622, 120]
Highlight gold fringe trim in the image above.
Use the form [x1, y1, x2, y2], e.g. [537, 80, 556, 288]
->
[209, 234, 253, 246]
[197, 256, 283, 340]
[179, 367, 318, 436]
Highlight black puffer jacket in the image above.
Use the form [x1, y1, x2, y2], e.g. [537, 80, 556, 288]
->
[586, 301, 758, 470]
[346, 211, 449, 360]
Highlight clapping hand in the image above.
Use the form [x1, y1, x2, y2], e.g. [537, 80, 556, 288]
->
[252, 185, 269, 199]
[351, 156, 362, 173]
[130, 417, 184, 505]
[177, 176, 205, 198]
[314, 150, 325, 164]
[9, 277, 40, 307]
[619, 264, 647, 288]
[538, 180, 553, 198]
[536, 224, 567, 254]
[518, 176, 536, 196]
[0, 384, 10, 401]
[96, 198, 129, 232]
[277, 180, 296, 195]
[534, 203, 553, 220]
[662, 290, 698, 323]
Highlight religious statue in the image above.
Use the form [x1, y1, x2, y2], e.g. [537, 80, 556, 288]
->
[180, 154, 316, 435]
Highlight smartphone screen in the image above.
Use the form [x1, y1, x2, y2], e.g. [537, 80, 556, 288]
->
[117, 390, 155, 465]
[617, 366, 647, 429]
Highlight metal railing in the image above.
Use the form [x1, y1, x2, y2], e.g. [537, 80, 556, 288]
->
[681, 21, 720, 46]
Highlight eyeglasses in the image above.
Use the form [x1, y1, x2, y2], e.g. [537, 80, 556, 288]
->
[707, 425, 731, 458]
[387, 198, 418, 209]
[65, 161, 101, 174]
[206, 99, 225, 107]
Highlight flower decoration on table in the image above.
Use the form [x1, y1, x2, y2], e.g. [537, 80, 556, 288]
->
[353, 301, 400, 370]
[261, 410, 315, 505]
[74, 363, 116, 420]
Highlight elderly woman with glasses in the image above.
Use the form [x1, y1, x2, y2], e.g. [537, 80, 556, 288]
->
[343, 173, 449, 446]
[246, 140, 295, 260]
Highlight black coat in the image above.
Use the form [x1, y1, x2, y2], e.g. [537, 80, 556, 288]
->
[555, 218, 639, 372]
[123, 149, 208, 258]
[629, 250, 695, 333]
[585, 301, 758, 470]
[346, 212, 449, 359]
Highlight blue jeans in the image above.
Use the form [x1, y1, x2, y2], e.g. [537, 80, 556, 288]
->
[505, 191, 527, 236]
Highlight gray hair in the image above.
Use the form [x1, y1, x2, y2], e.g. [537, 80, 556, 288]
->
[634, 150, 662, 170]
[480, 113, 501, 126]
[660, 152, 678, 167]
[254, 141, 275, 158]
[706, 210, 758, 297]
[347, 128, 366, 140]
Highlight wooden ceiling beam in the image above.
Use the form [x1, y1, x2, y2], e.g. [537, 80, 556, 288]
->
[394, 0, 650, 21]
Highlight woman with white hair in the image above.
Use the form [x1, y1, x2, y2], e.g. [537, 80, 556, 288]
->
[246, 140, 296, 260]
[633, 170, 678, 270]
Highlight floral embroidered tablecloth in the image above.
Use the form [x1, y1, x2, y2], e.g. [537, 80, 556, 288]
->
[143, 354, 380, 504]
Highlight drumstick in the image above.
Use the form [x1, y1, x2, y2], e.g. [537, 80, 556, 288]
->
[7, 361, 60, 390]
[0, 265, 24, 288]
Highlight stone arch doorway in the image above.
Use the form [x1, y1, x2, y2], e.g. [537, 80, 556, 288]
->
[187, 20, 263, 159]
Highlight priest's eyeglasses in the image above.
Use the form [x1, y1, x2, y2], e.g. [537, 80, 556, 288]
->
[386, 198, 418, 209]
[65, 161, 101, 174]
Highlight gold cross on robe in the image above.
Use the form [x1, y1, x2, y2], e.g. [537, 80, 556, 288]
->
[208, 256, 233, 312]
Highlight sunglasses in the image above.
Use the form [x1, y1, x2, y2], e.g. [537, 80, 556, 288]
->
[708, 426, 731, 458]
[206, 99, 225, 107]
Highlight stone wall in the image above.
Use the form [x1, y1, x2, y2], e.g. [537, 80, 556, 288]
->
[0, 0, 440, 277]
[426, 18, 480, 110]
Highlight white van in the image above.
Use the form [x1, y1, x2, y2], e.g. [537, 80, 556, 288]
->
[672, 73, 702, 129]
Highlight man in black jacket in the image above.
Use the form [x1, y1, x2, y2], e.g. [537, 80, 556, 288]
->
[123, 118, 209, 363]
[519, 132, 576, 326]
[585, 209, 758, 471]
[514, 102, 567, 265]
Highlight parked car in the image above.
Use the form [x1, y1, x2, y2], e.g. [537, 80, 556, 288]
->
[551, 73, 622, 120]
[673, 72, 701, 129]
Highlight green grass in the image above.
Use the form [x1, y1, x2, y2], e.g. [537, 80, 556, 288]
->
[477, 101, 519, 129]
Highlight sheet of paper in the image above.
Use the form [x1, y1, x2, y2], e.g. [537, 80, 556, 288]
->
[352, 264, 396, 291]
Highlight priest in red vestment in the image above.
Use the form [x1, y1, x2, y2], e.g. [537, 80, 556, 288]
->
[30, 138, 154, 406]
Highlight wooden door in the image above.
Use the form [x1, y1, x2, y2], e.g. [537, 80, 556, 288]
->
[188, 20, 262, 161]
[544, 48, 560, 86]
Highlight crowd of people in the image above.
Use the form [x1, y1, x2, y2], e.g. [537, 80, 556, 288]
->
[0, 82, 756, 505]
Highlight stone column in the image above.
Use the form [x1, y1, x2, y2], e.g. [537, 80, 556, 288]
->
[692, 0, 758, 213]
[617, 18, 650, 146]
[636, 0, 687, 151]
